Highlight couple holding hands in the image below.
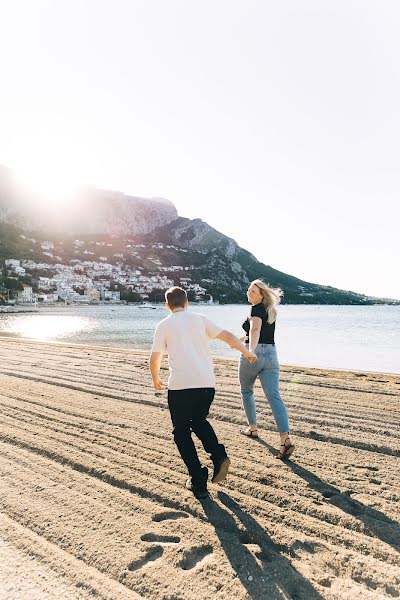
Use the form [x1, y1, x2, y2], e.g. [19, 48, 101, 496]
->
[150, 280, 294, 499]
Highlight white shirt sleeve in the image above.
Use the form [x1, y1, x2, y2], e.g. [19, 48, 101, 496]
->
[203, 316, 223, 339]
[151, 322, 167, 352]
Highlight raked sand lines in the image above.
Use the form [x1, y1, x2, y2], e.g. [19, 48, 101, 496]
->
[0, 337, 399, 599]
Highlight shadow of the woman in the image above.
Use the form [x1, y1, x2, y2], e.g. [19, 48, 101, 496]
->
[200, 492, 324, 600]
[256, 437, 400, 553]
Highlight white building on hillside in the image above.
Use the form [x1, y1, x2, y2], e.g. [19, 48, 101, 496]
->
[17, 284, 33, 304]
[38, 277, 55, 290]
[5, 259, 20, 268]
[35, 292, 59, 303]
[101, 289, 121, 302]
[57, 286, 90, 304]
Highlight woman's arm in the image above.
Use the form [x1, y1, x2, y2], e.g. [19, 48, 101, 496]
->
[249, 316, 262, 352]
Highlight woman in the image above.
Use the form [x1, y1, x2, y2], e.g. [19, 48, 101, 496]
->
[239, 279, 294, 459]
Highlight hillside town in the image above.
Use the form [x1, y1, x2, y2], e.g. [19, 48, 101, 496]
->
[0, 234, 212, 307]
[1, 218, 397, 307]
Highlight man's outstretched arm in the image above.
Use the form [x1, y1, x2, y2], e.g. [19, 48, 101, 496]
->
[216, 330, 257, 362]
[149, 352, 164, 389]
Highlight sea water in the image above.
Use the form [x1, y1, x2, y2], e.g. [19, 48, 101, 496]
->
[0, 304, 399, 374]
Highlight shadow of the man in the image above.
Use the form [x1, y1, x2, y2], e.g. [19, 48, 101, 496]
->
[200, 492, 325, 600]
[256, 437, 400, 553]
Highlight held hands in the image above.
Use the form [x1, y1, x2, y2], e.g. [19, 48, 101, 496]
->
[245, 350, 257, 363]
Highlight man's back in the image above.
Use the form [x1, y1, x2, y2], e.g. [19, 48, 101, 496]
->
[151, 311, 222, 390]
[149, 286, 255, 498]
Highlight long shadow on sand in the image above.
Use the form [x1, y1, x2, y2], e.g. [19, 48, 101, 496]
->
[200, 492, 324, 600]
[256, 438, 400, 553]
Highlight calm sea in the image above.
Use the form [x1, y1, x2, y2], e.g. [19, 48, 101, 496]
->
[0, 304, 399, 374]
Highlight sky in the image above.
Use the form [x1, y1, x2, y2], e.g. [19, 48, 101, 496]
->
[0, 1, 399, 299]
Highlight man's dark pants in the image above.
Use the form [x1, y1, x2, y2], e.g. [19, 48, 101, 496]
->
[167, 387, 227, 482]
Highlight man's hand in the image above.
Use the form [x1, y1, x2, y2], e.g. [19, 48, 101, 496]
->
[150, 352, 164, 391]
[216, 330, 258, 363]
[245, 350, 257, 364]
[153, 378, 164, 391]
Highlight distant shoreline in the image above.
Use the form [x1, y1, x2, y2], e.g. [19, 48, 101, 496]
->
[0, 306, 38, 313]
[2, 301, 400, 312]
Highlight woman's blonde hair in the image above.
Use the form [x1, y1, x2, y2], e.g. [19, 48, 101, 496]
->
[251, 279, 283, 324]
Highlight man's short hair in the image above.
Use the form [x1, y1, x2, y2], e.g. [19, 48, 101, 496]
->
[165, 286, 187, 309]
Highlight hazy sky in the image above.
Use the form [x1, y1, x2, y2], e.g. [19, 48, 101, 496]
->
[1, 1, 399, 299]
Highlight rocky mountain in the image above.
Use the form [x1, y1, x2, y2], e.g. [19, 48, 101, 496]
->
[143, 217, 398, 304]
[0, 165, 177, 236]
[1, 164, 397, 304]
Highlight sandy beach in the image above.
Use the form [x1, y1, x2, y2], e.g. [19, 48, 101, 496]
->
[0, 337, 399, 600]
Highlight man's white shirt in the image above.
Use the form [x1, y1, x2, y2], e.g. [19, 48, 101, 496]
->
[151, 311, 223, 390]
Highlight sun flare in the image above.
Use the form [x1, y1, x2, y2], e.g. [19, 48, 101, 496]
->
[2, 315, 88, 341]
[10, 129, 87, 210]
[16, 161, 83, 207]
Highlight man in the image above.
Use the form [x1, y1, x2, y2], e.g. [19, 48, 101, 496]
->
[150, 286, 256, 500]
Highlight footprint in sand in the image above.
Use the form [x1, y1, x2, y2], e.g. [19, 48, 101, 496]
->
[128, 531, 181, 572]
[148, 511, 214, 572]
[177, 545, 213, 570]
[320, 490, 364, 516]
[258, 477, 273, 486]
[289, 540, 318, 558]
[141, 533, 181, 544]
[353, 465, 379, 472]
[152, 510, 189, 522]
[128, 546, 164, 571]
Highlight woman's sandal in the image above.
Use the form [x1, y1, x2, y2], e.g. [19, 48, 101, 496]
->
[276, 437, 295, 460]
[240, 427, 259, 438]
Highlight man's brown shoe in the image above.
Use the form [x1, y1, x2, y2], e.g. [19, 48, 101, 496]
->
[211, 456, 231, 484]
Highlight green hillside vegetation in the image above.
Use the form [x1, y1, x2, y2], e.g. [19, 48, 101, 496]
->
[0, 221, 398, 305]
[143, 219, 398, 305]
[0, 223, 43, 262]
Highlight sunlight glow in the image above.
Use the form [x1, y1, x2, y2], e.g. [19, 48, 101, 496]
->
[16, 160, 83, 209]
[10, 127, 87, 209]
[1, 315, 88, 341]
[17, 166, 81, 206]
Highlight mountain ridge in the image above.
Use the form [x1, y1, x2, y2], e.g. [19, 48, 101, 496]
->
[142, 217, 399, 304]
[0, 164, 398, 304]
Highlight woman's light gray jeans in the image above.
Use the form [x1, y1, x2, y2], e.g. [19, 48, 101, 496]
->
[239, 343, 290, 433]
